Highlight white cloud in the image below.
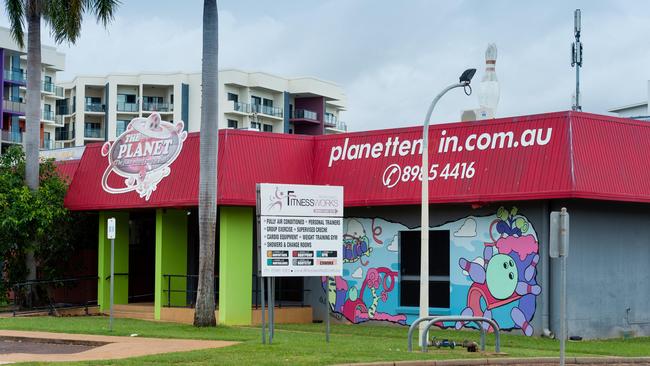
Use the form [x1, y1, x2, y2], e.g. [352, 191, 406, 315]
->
[454, 218, 477, 238]
[387, 234, 399, 252]
[1, 0, 648, 131]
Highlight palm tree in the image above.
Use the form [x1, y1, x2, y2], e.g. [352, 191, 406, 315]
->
[194, 0, 218, 327]
[5, 0, 119, 285]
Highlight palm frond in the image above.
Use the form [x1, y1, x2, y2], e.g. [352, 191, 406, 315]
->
[4, 0, 26, 48]
[42, 0, 84, 45]
[86, 0, 119, 26]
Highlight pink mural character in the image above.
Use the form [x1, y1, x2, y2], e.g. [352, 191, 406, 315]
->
[324, 267, 406, 325]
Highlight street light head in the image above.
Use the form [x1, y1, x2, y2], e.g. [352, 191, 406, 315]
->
[459, 68, 476, 85]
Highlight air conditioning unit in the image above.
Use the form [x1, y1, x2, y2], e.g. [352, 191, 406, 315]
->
[461, 107, 494, 122]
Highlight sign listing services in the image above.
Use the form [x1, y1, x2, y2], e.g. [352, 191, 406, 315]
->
[258, 183, 343, 277]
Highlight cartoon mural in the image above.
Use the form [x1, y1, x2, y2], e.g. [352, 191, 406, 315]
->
[322, 207, 541, 336]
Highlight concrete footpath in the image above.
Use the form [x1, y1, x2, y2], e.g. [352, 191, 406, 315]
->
[338, 357, 650, 366]
[0, 330, 237, 363]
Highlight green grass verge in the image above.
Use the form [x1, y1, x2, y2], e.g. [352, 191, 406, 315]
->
[0, 316, 649, 365]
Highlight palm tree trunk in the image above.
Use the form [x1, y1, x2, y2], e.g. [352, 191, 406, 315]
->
[194, 0, 218, 327]
[24, 1, 42, 287]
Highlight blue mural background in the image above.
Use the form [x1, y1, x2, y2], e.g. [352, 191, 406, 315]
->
[323, 207, 540, 336]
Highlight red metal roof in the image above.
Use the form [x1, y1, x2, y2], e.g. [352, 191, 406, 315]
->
[64, 111, 650, 210]
[54, 159, 81, 184]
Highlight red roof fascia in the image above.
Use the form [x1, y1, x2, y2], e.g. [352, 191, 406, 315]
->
[64, 111, 650, 211]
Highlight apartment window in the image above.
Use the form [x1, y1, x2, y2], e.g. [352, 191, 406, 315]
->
[251, 96, 261, 105]
[44, 104, 52, 112]
[263, 98, 273, 108]
[10, 85, 20, 102]
[227, 93, 239, 102]
[116, 120, 128, 135]
[143, 96, 163, 104]
[227, 119, 238, 129]
[117, 94, 136, 104]
[263, 124, 273, 132]
[85, 97, 101, 105]
[399, 230, 450, 308]
[251, 122, 261, 130]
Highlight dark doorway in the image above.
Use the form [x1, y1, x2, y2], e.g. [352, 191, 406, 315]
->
[128, 210, 156, 303]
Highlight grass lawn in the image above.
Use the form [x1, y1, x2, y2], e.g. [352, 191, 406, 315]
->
[0, 316, 649, 365]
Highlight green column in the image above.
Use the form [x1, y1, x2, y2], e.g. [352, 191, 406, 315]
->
[154, 208, 188, 320]
[219, 206, 253, 325]
[97, 211, 129, 312]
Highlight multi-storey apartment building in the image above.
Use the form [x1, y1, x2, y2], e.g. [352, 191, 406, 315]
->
[56, 70, 347, 148]
[0, 27, 65, 153]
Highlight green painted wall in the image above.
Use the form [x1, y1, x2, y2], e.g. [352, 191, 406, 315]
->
[154, 208, 188, 319]
[219, 206, 254, 325]
[97, 211, 129, 312]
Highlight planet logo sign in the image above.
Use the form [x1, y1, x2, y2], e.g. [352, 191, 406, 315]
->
[101, 113, 187, 201]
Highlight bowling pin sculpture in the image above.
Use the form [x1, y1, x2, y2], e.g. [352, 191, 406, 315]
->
[477, 43, 500, 113]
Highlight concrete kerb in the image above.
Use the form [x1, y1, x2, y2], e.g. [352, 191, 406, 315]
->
[334, 357, 650, 366]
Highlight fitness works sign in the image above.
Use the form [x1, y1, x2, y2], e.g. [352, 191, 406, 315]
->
[101, 113, 187, 201]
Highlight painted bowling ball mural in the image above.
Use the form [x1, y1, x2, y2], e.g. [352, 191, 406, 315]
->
[323, 207, 541, 336]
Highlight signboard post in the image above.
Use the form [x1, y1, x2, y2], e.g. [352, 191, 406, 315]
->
[107, 217, 116, 332]
[257, 183, 343, 344]
[550, 208, 569, 366]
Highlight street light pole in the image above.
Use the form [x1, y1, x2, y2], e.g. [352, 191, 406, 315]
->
[419, 69, 476, 346]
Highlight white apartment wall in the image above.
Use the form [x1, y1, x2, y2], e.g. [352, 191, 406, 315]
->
[58, 70, 346, 143]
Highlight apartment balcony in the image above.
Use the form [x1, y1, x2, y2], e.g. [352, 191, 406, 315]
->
[55, 128, 75, 141]
[57, 104, 75, 115]
[3, 70, 25, 84]
[2, 99, 26, 114]
[42, 81, 55, 93]
[43, 109, 55, 121]
[85, 103, 105, 113]
[40, 139, 54, 150]
[291, 109, 318, 122]
[1, 130, 23, 143]
[142, 102, 172, 112]
[328, 120, 348, 132]
[117, 102, 139, 113]
[53, 115, 64, 126]
[54, 86, 64, 98]
[84, 124, 105, 139]
[324, 113, 338, 127]
[252, 103, 283, 118]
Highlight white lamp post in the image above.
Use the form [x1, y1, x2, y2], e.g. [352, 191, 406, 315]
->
[419, 69, 476, 345]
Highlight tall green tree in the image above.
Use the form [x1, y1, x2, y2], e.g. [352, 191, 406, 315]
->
[4, 0, 119, 283]
[194, 0, 218, 327]
[0, 146, 70, 304]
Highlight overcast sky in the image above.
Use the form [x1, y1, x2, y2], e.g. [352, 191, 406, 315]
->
[2, 0, 649, 131]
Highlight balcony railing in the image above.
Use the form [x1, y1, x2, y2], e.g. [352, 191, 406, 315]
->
[40, 139, 54, 150]
[233, 101, 251, 113]
[117, 102, 139, 112]
[54, 86, 64, 97]
[85, 103, 104, 112]
[1, 130, 23, 143]
[142, 102, 172, 112]
[252, 103, 283, 118]
[43, 110, 55, 121]
[42, 81, 55, 93]
[55, 128, 75, 141]
[3, 70, 25, 83]
[3, 99, 25, 114]
[324, 113, 337, 126]
[84, 125, 104, 139]
[292, 109, 318, 121]
[54, 115, 63, 126]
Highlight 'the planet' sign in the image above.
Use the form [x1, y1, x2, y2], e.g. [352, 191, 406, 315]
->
[101, 113, 187, 201]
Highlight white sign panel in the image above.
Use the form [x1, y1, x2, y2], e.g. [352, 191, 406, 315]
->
[258, 183, 343, 277]
[107, 217, 116, 239]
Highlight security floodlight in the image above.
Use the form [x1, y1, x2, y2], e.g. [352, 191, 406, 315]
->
[459, 68, 476, 84]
